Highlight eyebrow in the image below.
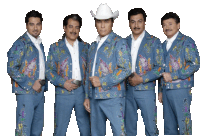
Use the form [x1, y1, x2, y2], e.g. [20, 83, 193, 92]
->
[130, 19, 143, 22]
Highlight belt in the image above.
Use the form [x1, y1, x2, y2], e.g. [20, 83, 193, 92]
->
[71, 80, 82, 87]
[39, 80, 46, 86]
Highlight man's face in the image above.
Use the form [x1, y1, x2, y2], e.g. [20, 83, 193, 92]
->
[162, 18, 180, 38]
[26, 17, 42, 38]
[129, 14, 145, 38]
[95, 19, 113, 38]
[64, 18, 80, 42]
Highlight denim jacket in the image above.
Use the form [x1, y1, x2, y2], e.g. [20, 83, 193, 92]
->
[126, 31, 164, 91]
[7, 32, 48, 94]
[158, 32, 200, 92]
[46, 38, 89, 95]
[85, 31, 132, 99]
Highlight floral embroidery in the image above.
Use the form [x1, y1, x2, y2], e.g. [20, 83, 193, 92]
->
[16, 104, 26, 136]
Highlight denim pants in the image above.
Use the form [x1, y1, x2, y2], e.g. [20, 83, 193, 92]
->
[125, 86, 158, 136]
[54, 86, 90, 136]
[163, 87, 192, 135]
[16, 91, 44, 136]
[90, 89, 126, 136]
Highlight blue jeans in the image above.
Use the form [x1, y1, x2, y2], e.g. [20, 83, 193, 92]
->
[90, 89, 126, 136]
[16, 91, 44, 136]
[54, 86, 90, 136]
[163, 87, 192, 135]
[125, 87, 158, 136]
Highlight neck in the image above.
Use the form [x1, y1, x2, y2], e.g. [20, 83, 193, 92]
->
[132, 34, 139, 40]
[66, 37, 75, 46]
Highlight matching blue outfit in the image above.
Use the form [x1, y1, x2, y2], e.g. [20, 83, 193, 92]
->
[7, 32, 48, 136]
[125, 31, 164, 136]
[46, 39, 90, 136]
[158, 32, 200, 135]
[85, 31, 132, 136]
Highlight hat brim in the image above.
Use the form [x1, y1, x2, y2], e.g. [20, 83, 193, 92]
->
[90, 10, 119, 20]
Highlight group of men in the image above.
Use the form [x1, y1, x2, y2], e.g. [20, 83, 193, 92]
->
[7, 3, 200, 136]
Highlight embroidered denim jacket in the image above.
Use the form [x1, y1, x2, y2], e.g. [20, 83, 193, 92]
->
[85, 32, 132, 99]
[126, 31, 164, 90]
[158, 32, 200, 92]
[7, 33, 48, 94]
[46, 38, 88, 95]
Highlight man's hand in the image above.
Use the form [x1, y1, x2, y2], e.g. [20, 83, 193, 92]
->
[128, 72, 143, 86]
[64, 79, 78, 91]
[89, 76, 101, 87]
[162, 72, 172, 83]
[32, 79, 42, 93]
[83, 99, 90, 113]
[158, 92, 163, 104]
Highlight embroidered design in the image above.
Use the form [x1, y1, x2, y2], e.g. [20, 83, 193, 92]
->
[60, 57, 69, 80]
[16, 104, 27, 136]
[182, 98, 192, 135]
[170, 54, 179, 71]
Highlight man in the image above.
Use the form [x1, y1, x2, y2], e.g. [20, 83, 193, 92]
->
[125, 8, 164, 136]
[158, 12, 200, 135]
[46, 14, 90, 136]
[83, 3, 131, 136]
[7, 10, 48, 136]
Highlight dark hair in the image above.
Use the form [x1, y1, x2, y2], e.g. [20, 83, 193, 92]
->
[161, 12, 180, 25]
[25, 10, 43, 24]
[62, 14, 83, 42]
[94, 18, 114, 22]
[128, 8, 147, 22]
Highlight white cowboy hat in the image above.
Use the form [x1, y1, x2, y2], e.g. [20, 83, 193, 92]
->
[90, 3, 119, 20]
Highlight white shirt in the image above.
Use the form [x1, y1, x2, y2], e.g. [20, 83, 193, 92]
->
[166, 31, 179, 51]
[65, 38, 81, 80]
[131, 30, 145, 72]
[92, 34, 109, 76]
[27, 32, 45, 80]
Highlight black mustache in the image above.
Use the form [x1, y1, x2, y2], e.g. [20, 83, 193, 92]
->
[134, 27, 140, 30]
[165, 29, 171, 32]
[70, 32, 77, 35]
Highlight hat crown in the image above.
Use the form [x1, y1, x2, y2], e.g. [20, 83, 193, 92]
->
[96, 4, 113, 19]
[90, 3, 119, 20]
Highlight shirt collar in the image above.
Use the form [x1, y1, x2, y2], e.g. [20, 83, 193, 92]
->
[65, 37, 78, 48]
[96, 34, 109, 43]
[131, 30, 145, 41]
[26, 31, 42, 45]
[166, 31, 179, 43]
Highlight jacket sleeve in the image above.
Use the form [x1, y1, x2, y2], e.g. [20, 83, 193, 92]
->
[99, 39, 132, 91]
[171, 37, 200, 80]
[45, 44, 66, 87]
[142, 39, 165, 83]
[83, 44, 89, 99]
[7, 40, 35, 91]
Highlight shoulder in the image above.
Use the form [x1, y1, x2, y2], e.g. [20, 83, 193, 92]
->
[49, 39, 64, 50]
[8, 34, 27, 52]
[80, 41, 90, 49]
[125, 34, 132, 41]
[146, 32, 161, 44]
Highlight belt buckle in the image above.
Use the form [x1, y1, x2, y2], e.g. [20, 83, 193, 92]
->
[72, 80, 81, 87]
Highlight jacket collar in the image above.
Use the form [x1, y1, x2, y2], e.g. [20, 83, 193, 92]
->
[165, 31, 184, 55]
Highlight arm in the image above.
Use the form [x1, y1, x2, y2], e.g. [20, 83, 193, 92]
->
[7, 40, 35, 91]
[171, 38, 200, 80]
[142, 39, 164, 83]
[99, 39, 132, 91]
[45, 44, 66, 87]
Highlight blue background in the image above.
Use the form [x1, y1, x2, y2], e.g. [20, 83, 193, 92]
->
[0, 0, 200, 136]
